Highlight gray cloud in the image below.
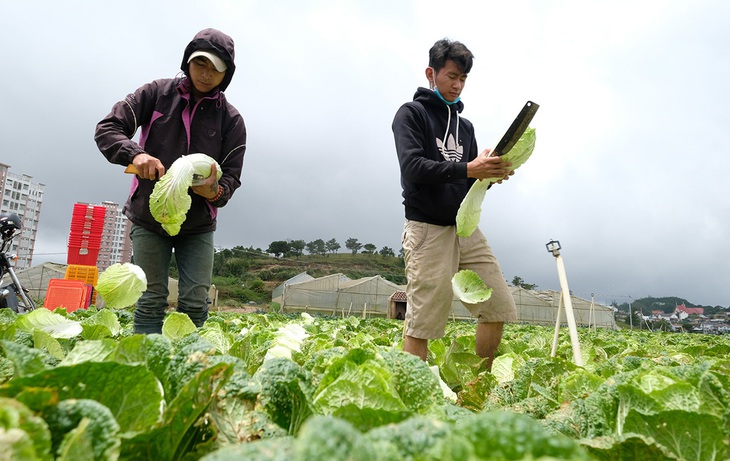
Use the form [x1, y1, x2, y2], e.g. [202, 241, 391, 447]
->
[3, 0, 729, 307]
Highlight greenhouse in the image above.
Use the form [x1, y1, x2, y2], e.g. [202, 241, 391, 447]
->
[275, 273, 402, 318]
[1, 261, 67, 299]
[274, 272, 617, 329]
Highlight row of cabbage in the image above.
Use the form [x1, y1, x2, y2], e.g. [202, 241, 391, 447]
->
[0, 307, 728, 460]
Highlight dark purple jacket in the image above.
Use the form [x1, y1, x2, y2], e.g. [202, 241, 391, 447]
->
[94, 28, 246, 236]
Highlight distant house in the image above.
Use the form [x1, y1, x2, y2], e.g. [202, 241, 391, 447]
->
[651, 310, 677, 321]
[676, 304, 704, 316]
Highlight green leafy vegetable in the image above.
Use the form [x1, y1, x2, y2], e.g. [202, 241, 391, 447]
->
[451, 269, 493, 304]
[161, 312, 197, 341]
[456, 127, 536, 237]
[1, 306, 729, 459]
[255, 358, 314, 436]
[0, 340, 49, 378]
[44, 398, 121, 461]
[80, 309, 122, 338]
[0, 397, 53, 460]
[95, 263, 147, 309]
[120, 362, 233, 461]
[293, 415, 371, 461]
[454, 410, 591, 460]
[15, 308, 82, 339]
[0, 362, 164, 436]
[149, 153, 222, 236]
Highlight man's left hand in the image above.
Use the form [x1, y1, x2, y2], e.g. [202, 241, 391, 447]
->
[191, 163, 220, 199]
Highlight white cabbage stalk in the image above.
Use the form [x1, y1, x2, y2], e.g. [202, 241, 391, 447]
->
[430, 365, 457, 402]
[149, 153, 222, 236]
[456, 128, 536, 237]
[264, 323, 309, 361]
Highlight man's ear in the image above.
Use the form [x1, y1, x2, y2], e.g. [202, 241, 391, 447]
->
[425, 67, 434, 89]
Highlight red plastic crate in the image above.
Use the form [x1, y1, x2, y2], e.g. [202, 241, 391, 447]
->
[70, 223, 105, 233]
[67, 236, 102, 247]
[44, 279, 92, 312]
[73, 203, 106, 215]
[67, 246, 100, 265]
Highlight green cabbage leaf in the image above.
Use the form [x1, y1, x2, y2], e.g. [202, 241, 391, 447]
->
[451, 269, 493, 304]
[15, 308, 83, 339]
[149, 153, 222, 236]
[95, 263, 147, 309]
[456, 128, 536, 237]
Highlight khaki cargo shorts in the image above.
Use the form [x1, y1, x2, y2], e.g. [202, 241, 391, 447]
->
[401, 220, 517, 339]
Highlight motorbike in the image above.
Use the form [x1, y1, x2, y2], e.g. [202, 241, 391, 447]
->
[0, 212, 37, 313]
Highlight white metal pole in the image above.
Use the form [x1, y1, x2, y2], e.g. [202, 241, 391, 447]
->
[555, 254, 583, 366]
[589, 293, 595, 330]
[551, 294, 563, 357]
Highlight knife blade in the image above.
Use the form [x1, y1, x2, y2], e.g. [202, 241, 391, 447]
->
[124, 164, 205, 184]
[490, 100, 539, 157]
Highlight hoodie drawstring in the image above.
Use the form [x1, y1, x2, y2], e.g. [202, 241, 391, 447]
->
[439, 105, 460, 159]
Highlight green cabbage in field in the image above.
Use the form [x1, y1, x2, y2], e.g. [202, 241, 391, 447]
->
[3, 300, 729, 460]
[456, 127, 536, 237]
[149, 153, 222, 236]
[0, 397, 52, 459]
[95, 263, 147, 309]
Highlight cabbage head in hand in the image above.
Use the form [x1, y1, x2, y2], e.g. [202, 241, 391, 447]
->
[456, 128, 536, 237]
[149, 153, 222, 236]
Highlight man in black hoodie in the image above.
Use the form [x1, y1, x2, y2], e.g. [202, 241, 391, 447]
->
[393, 39, 517, 369]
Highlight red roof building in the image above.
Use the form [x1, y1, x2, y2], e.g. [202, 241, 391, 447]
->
[676, 304, 704, 316]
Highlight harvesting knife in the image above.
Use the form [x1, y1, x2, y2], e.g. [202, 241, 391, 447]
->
[489, 100, 539, 157]
[124, 164, 206, 185]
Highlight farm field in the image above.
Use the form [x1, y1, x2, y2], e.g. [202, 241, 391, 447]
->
[1, 307, 729, 460]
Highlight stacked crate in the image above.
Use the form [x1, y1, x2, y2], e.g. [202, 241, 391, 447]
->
[44, 279, 94, 313]
[65, 204, 105, 305]
[67, 204, 105, 266]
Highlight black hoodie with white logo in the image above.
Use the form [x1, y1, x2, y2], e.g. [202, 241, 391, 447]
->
[392, 87, 478, 226]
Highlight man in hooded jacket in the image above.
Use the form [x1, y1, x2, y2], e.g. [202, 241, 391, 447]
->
[393, 38, 517, 369]
[95, 28, 246, 333]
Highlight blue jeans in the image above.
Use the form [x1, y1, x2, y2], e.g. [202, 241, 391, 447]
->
[130, 225, 215, 334]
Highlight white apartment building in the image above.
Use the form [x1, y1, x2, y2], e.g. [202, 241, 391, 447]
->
[0, 163, 44, 270]
[96, 201, 132, 270]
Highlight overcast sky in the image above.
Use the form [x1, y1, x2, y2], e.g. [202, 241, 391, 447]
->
[2, 1, 729, 307]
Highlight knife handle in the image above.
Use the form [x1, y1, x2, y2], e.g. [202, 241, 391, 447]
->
[124, 164, 138, 175]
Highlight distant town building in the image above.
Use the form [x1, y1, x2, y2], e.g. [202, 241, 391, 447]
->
[88, 201, 132, 270]
[676, 303, 704, 316]
[0, 163, 44, 270]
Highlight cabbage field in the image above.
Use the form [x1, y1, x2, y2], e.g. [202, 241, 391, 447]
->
[1, 307, 729, 460]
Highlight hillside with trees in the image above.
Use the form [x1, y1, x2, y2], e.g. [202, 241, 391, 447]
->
[171, 238, 406, 308]
[166, 238, 727, 313]
[614, 296, 726, 316]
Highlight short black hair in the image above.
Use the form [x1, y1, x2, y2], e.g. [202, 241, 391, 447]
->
[428, 38, 474, 74]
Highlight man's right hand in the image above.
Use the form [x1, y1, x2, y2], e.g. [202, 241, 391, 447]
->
[132, 153, 166, 180]
[466, 150, 513, 182]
